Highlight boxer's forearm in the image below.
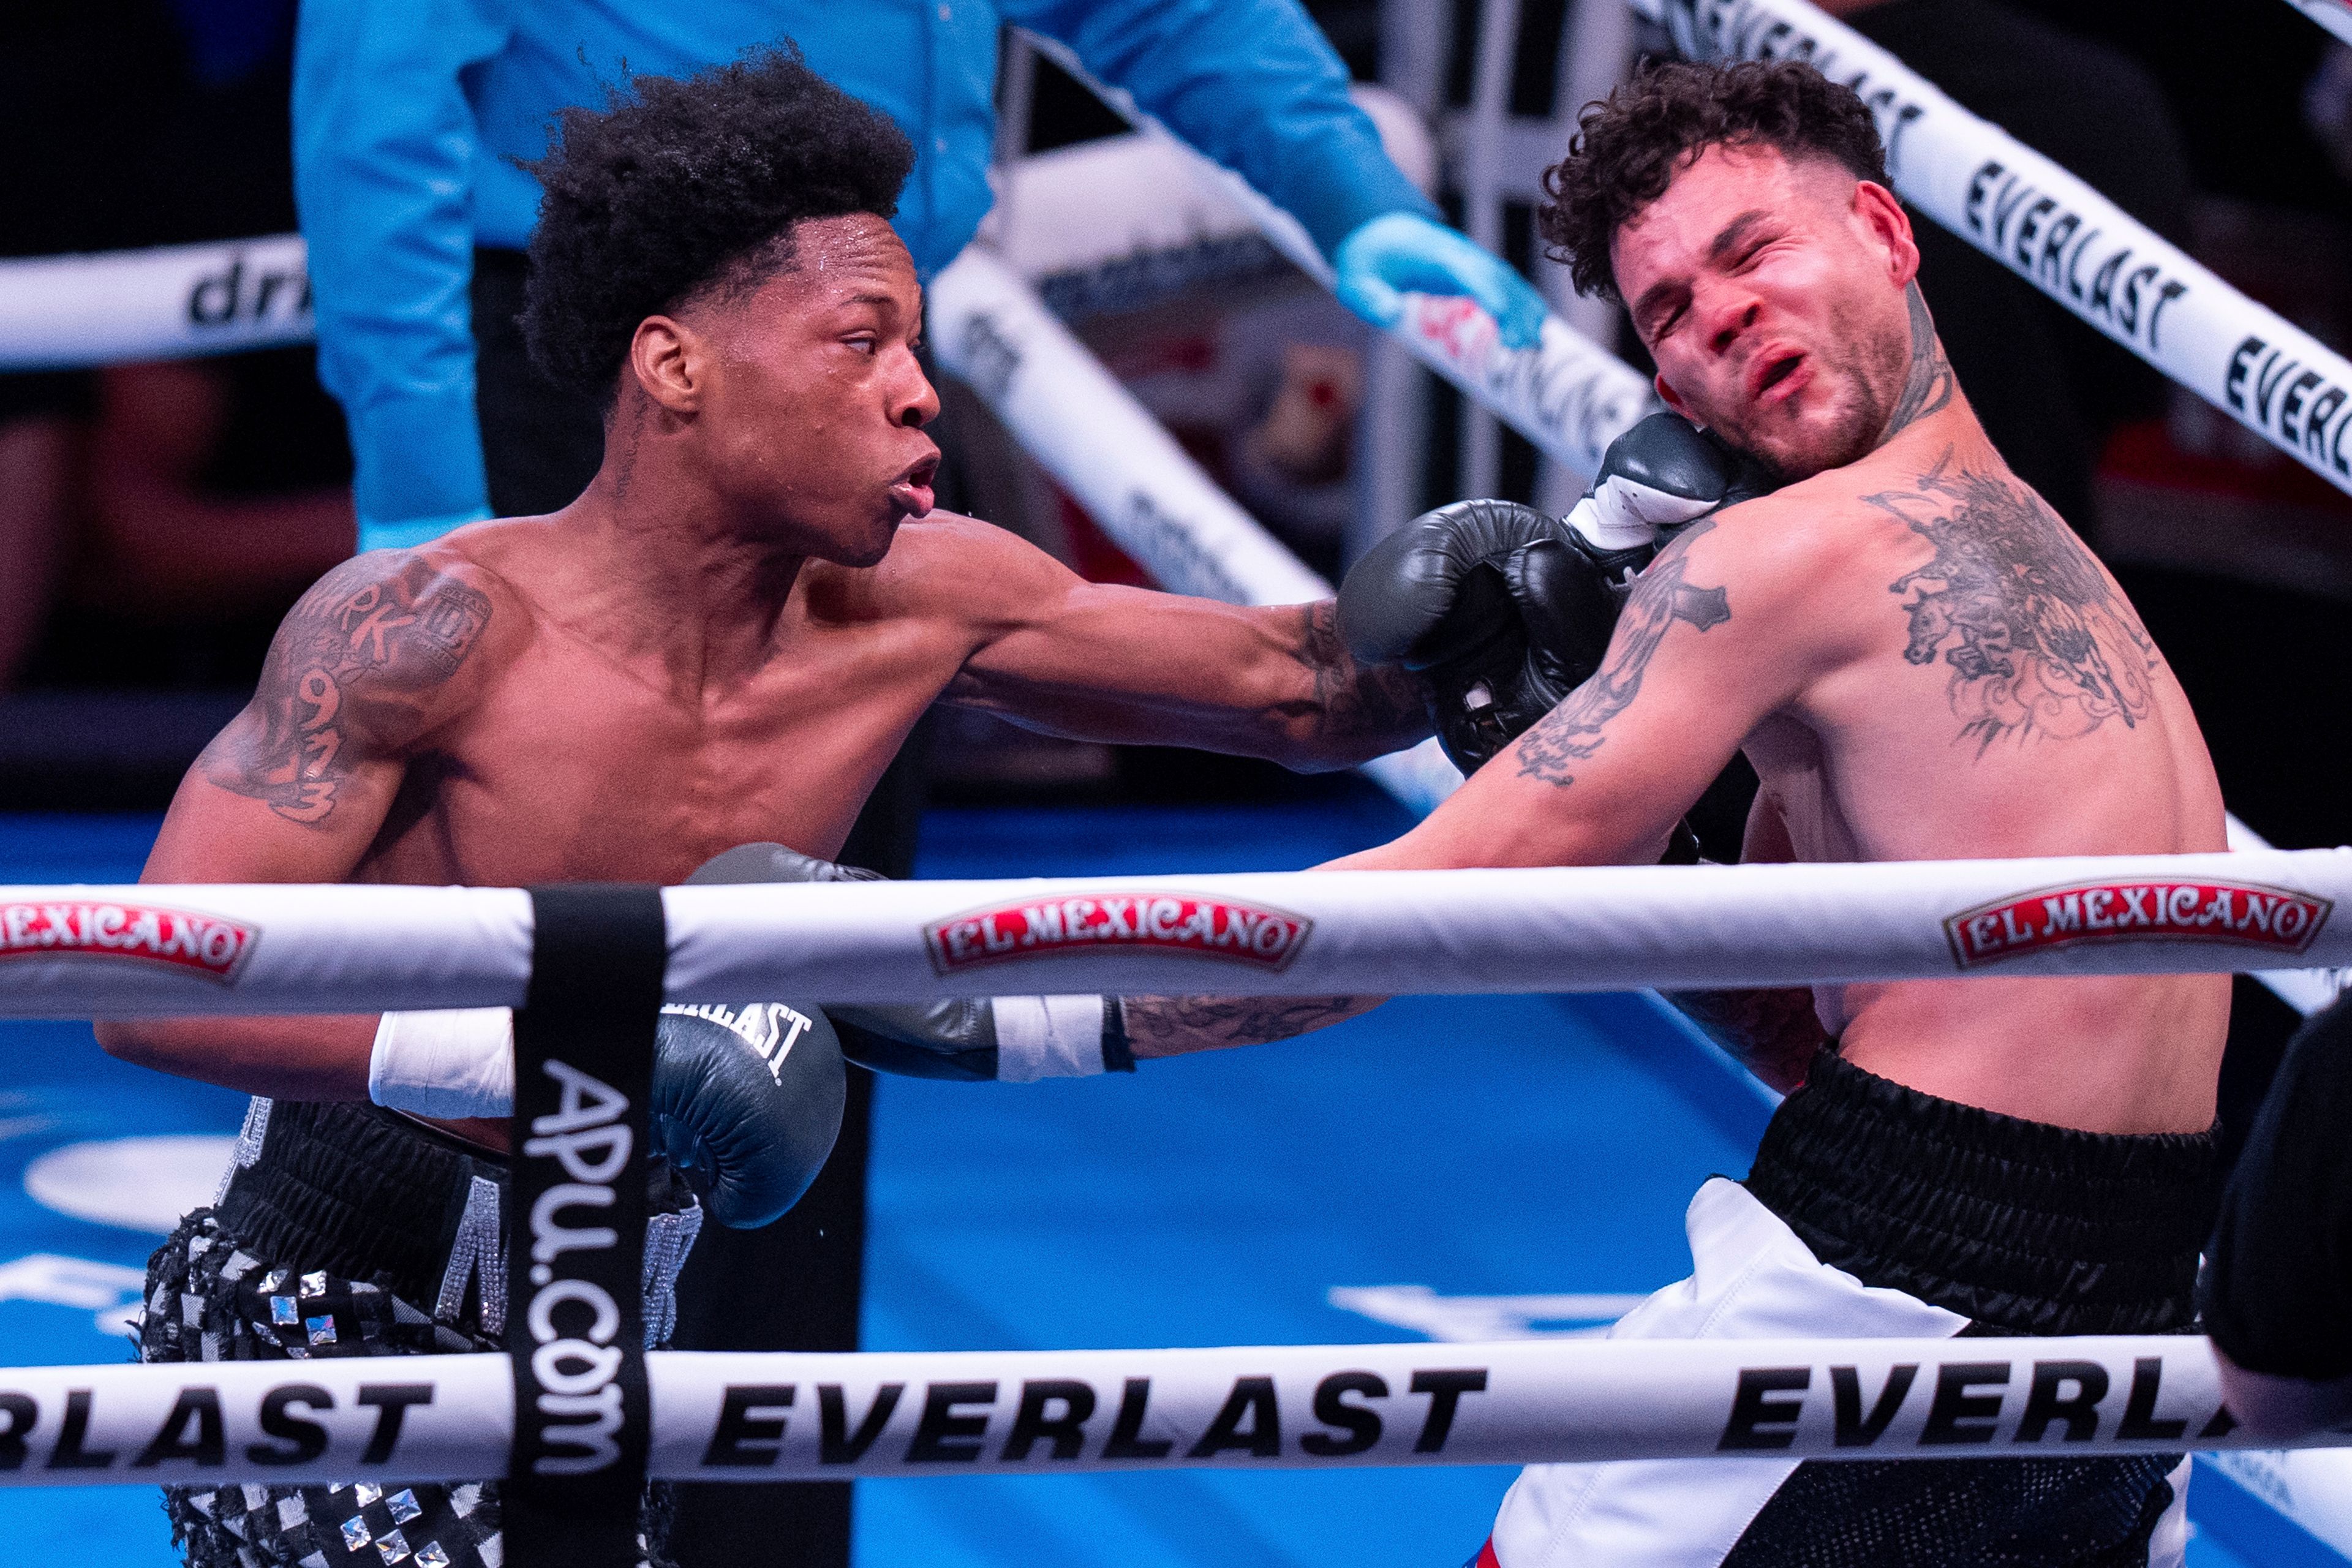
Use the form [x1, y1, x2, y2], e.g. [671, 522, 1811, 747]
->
[1121, 992, 1382, 1057]
[94, 1014, 378, 1100]
[958, 567, 1429, 767]
[1264, 600, 1430, 766]
[1662, 987, 1825, 1093]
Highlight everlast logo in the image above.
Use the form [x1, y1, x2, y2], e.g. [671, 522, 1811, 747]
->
[696, 1368, 1491, 1469]
[1946, 879, 2329, 969]
[927, 894, 1311, 974]
[0, 901, 255, 981]
[1123, 492, 1248, 605]
[2225, 337, 2352, 481]
[1661, 0, 1929, 168]
[1406, 296, 1653, 472]
[186, 253, 311, 331]
[0, 1380, 433, 1474]
[1717, 1354, 2234, 1452]
[1963, 164, 2191, 356]
[661, 1001, 815, 1086]
[519, 1061, 635, 1475]
[957, 311, 1023, 402]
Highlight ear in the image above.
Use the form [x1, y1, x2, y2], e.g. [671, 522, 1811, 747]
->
[628, 315, 703, 415]
[1851, 179, 1920, 290]
[1654, 372, 1700, 427]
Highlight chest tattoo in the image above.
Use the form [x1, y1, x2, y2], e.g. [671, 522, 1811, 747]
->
[1866, 453, 2158, 753]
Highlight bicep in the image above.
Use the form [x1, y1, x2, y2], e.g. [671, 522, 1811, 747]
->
[145, 708, 405, 884]
[1357, 550, 1798, 868]
[951, 559, 1310, 744]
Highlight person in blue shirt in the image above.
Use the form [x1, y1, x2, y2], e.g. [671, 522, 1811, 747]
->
[293, 0, 1545, 554]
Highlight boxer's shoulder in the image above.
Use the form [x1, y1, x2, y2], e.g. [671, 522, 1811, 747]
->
[269, 541, 515, 737]
[809, 509, 1071, 630]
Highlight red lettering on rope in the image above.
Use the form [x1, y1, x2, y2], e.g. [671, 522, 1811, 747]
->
[0, 901, 258, 981]
[1945, 880, 2328, 970]
[925, 893, 1311, 975]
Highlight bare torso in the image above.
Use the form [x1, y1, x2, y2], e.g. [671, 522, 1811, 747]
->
[350, 517, 975, 889]
[1739, 425, 2227, 1132]
[1348, 416, 2228, 1137]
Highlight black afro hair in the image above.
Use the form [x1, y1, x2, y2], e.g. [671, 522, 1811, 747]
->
[521, 43, 916, 401]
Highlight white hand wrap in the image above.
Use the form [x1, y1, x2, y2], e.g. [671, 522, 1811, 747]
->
[991, 995, 1107, 1082]
[367, 1007, 514, 1119]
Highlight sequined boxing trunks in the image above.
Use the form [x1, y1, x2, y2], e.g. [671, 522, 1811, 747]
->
[140, 1097, 703, 1568]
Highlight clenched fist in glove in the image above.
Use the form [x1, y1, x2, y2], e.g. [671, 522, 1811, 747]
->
[1336, 412, 1771, 774]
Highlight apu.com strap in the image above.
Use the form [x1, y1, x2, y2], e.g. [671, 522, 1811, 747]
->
[508, 886, 666, 1568]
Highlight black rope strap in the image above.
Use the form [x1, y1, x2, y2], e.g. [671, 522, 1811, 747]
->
[505, 885, 667, 1568]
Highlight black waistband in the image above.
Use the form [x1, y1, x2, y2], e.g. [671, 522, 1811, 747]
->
[214, 1100, 507, 1306]
[215, 1101, 692, 1310]
[1744, 1050, 2218, 1335]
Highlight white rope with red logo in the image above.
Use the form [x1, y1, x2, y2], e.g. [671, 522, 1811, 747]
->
[0, 1330, 2340, 1490]
[2, 847, 2348, 1017]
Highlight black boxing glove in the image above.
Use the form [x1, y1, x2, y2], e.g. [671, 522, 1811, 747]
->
[1337, 412, 1772, 774]
[651, 999, 846, 1228]
[687, 843, 1134, 1082]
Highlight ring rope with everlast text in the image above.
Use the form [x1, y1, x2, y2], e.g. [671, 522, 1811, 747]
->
[0, 1330, 2337, 1493]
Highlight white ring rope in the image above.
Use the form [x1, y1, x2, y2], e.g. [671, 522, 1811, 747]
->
[2286, 0, 2352, 48]
[0, 235, 313, 370]
[1016, 32, 1664, 480]
[0, 1332, 2334, 1491]
[3, 848, 2348, 1017]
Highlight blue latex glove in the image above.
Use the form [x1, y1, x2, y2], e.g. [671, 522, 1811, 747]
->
[1332, 212, 1548, 352]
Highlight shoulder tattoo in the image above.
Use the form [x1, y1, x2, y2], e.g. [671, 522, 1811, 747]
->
[1866, 451, 2158, 753]
[1514, 520, 1731, 790]
[203, 555, 493, 825]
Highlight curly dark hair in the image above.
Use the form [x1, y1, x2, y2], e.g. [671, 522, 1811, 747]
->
[521, 44, 916, 400]
[1538, 59, 1888, 303]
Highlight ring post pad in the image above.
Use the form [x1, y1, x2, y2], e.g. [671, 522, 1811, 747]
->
[505, 885, 667, 1567]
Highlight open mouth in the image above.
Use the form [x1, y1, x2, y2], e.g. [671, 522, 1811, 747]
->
[887, 454, 940, 518]
[1753, 352, 1806, 402]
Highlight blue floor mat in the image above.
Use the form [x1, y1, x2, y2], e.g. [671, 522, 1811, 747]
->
[0, 805, 2302, 1566]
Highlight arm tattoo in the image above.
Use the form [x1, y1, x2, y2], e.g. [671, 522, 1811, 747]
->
[1867, 450, 2158, 753]
[1513, 522, 1730, 788]
[1293, 600, 1429, 751]
[203, 555, 491, 824]
[1880, 284, 1956, 442]
[1665, 987, 1826, 1093]
[1120, 992, 1373, 1055]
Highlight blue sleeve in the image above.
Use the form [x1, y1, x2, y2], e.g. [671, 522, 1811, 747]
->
[1005, 0, 1438, 260]
[293, 0, 513, 533]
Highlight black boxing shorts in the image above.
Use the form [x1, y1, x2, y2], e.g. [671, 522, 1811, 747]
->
[140, 1098, 702, 1568]
[1482, 1048, 2217, 1568]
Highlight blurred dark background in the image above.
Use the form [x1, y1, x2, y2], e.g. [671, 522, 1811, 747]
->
[4, 0, 2349, 1152]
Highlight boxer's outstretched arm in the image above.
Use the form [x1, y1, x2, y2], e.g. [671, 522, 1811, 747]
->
[95, 550, 500, 1100]
[930, 518, 1427, 768]
[1121, 993, 1384, 1058]
[1331, 508, 1825, 871]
